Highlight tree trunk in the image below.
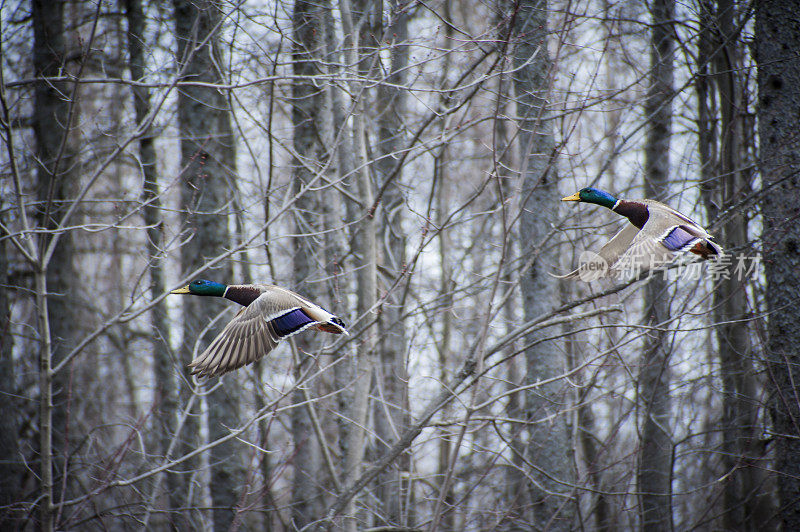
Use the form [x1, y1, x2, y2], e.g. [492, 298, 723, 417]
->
[32, 0, 79, 527]
[123, 0, 178, 517]
[512, 0, 574, 529]
[374, 1, 411, 526]
[289, 0, 327, 526]
[430, 4, 457, 528]
[577, 393, 611, 531]
[173, 1, 241, 528]
[638, 0, 674, 529]
[338, 0, 379, 528]
[432, 13, 458, 517]
[697, 1, 772, 528]
[320, 4, 363, 503]
[494, 44, 528, 528]
[756, 1, 800, 529]
[435, 155, 456, 531]
[0, 205, 21, 523]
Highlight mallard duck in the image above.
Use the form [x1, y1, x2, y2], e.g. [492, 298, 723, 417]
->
[559, 187, 722, 280]
[171, 280, 348, 377]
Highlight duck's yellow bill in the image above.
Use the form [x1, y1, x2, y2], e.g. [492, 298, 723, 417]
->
[171, 285, 191, 294]
[562, 192, 581, 202]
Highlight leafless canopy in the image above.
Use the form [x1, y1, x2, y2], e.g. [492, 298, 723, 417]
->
[1, 0, 796, 530]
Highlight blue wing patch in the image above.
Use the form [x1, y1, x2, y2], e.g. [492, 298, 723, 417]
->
[271, 309, 315, 337]
[661, 226, 699, 251]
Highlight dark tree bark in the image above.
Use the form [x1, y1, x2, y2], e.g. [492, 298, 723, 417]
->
[123, 0, 178, 517]
[638, 0, 674, 529]
[173, 1, 242, 528]
[756, 1, 800, 528]
[697, 1, 772, 528]
[32, 0, 80, 527]
[289, 0, 327, 526]
[0, 206, 21, 522]
[512, 0, 574, 528]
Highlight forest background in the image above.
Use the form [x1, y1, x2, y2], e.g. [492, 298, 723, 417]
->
[2, 0, 800, 530]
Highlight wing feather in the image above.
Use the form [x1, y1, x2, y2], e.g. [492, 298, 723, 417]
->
[553, 224, 640, 280]
[560, 200, 723, 282]
[218, 327, 241, 375]
[610, 224, 710, 278]
[227, 323, 247, 373]
[189, 289, 346, 377]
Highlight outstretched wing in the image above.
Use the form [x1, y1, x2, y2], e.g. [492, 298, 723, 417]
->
[188, 292, 330, 378]
[553, 223, 640, 280]
[610, 224, 719, 278]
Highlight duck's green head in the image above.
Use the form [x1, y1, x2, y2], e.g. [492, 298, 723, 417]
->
[562, 187, 618, 209]
[171, 279, 227, 297]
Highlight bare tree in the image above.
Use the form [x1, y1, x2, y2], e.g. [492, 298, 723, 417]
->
[433, 5, 457, 528]
[0, 202, 20, 521]
[31, 0, 80, 528]
[289, 0, 327, 525]
[512, 0, 575, 528]
[0, 0, 785, 528]
[173, 0, 242, 527]
[123, 0, 178, 517]
[697, 0, 771, 527]
[338, 0, 379, 527]
[638, 0, 674, 528]
[757, 0, 800, 529]
[374, 1, 412, 526]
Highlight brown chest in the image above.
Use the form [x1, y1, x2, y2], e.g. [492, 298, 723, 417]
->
[612, 200, 649, 229]
[224, 285, 262, 307]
